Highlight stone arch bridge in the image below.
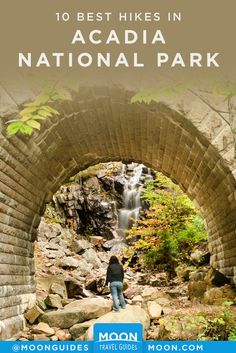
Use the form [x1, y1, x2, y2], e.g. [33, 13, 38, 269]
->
[0, 84, 236, 339]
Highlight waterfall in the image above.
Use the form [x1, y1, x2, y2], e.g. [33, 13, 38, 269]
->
[117, 163, 149, 236]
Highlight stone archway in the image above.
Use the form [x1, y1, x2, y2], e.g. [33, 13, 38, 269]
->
[0, 85, 236, 339]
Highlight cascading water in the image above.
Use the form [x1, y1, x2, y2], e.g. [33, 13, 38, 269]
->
[117, 163, 152, 237]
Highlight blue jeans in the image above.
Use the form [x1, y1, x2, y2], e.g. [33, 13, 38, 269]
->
[110, 281, 126, 311]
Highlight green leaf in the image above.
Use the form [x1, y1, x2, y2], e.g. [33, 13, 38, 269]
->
[25, 120, 41, 130]
[37, 109, 52, 118]
[32, 116, 47, 121]
[7, 121, 23, 135]
[19, 125, 33, 135]
[43, 106, 59, 115]
[20, 106, 39, 116]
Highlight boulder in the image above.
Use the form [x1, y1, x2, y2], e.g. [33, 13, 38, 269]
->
[40, 297, 112, 329]
[97, 252, 110, 263]
[46, 250, 66, 259]
[190, 250, 210, 265]
[102, 239, 119, 250]
[155, 298, 171, 306]
[64, 297, 112, 317]
[72, 259, 93, 276]
[38, 219, 61, 240]
[69, 319, 96, 340]
[46, 243, 61, 251]
[71, 239, 91, 254]
[37, 276, 66, 296]
[65, 279, 84, 298]
[31, 322, 55, 336]
[188, 281, 207, 299]
[84, 305, 150, 340]
[137, 274, 151, 285]
[32, 334, 50, 341]
[149, 272, 169, 287]
[60, 257, 81, 269]
[50, 282, 67, 299]
[147, 301, 162, 319]
[205, 268, 231, 287]
[124, 286, 142, 299]
[89, 236, 104, 247]
[45, 294, 63, 309]
[24, 305, 44, 324]
[175, 265, 196, 281]
[55, 329, 71, 341]
[82, 249, 102, 268]
[132, 295, 143, 305]
[84, 177, 101, 191]
[189, 269, 208, 282]
[110, 243, 127, 254]
[36, 297, 47, 311]
[51, 336, 58, 341]
[142, 287, 164, 301]
[202, 285, 236, 305]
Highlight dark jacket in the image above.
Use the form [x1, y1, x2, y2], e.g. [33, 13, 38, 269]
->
[105, 263, 124, 285]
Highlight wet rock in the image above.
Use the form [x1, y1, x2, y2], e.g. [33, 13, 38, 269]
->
[31, 323, 55, 336]
[45, 294, 63, 309]
[69, 319, 96, 340]
[24, 305, 44, 324]
[84, 305, 150, 340]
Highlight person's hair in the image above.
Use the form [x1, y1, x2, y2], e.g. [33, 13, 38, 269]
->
[109, 255, 119, 265]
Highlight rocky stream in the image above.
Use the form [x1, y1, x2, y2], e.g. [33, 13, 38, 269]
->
[18, 163, 236, 341]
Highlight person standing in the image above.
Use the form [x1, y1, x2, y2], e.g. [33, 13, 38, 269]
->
[105, 255, 126, 312]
